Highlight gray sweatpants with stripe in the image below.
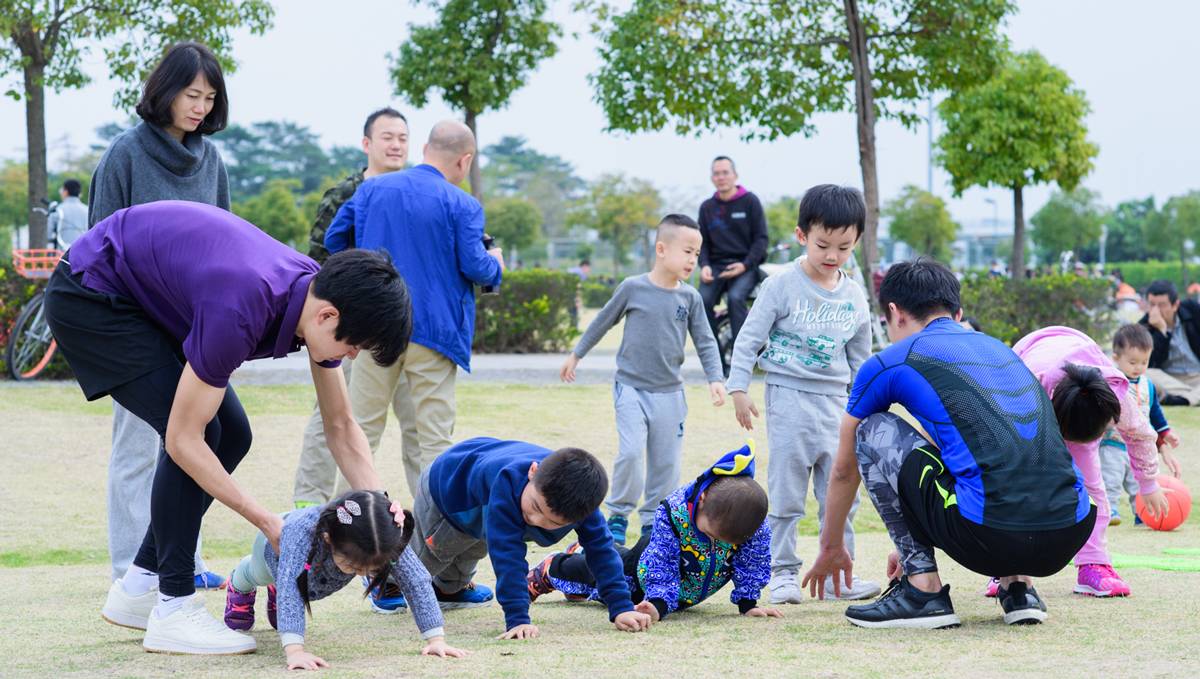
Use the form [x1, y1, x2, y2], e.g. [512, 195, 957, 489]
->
[765, 385, 858, 575]
[605, 382, 688, 529]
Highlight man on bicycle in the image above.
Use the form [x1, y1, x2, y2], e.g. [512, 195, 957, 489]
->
[698, 156, 768, 373]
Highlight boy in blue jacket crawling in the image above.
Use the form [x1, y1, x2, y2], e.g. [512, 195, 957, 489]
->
[413, 437, 654, 639]
[527, 445, 781, 621]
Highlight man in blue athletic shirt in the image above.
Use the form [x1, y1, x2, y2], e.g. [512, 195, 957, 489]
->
[802, 258, 1096, 628]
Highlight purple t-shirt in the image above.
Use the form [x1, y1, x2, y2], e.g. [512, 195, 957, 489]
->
[68, 200, 338, 388]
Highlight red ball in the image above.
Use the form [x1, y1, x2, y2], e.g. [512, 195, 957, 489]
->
[1135, 475, 1192, 531]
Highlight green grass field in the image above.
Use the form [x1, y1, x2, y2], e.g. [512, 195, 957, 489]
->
[1, 381, 1197, 678]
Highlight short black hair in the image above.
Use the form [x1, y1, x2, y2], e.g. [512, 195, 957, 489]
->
[579, 259, 590, 267]
[879, 257, 961, 322]
[62, 179, 81, 197]
[712, 155, 736, 172]
[1052, 363, 1121, 443]
[1113, 323, 1153, 354]
[363, 107, 408, 138]
[534, 447, 608, 523]
[135, 42, 228, 135]
[313, 249, 412, 366]
[1146, 279, 1179, 304]
[798, 184, 866, 238]
[699, 476, 767, 545]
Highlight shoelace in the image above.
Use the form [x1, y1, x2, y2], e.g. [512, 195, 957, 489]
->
[227, 602, 252, 614]
[185, 602, 239, 634]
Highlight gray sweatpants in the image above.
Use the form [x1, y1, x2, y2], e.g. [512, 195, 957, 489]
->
[410, 468, 488, 593]
[1099, 443, 1138, 519]
[605, 382, 688, 528]
[765, 385, 858, 575]
[109, 402, 207, 581]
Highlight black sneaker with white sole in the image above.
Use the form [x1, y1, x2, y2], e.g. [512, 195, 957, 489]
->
[997, 581, 1047, 625]
[845, 578, 961, 630]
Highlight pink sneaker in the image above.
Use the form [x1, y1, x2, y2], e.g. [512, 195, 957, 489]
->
[224, 582, 257, 630]
[1073, 564, 1131, 597]
[983, 577, 1000, 598]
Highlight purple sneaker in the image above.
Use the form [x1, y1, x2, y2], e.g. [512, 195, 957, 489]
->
[267, 584, 278, 630]
[224, 581, 256, 631]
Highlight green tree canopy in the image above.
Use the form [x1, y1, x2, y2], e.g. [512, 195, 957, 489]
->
[233, 178, 306, 249]
[568, 174, 661, 275]
[0, 160, 28, 229]
[1101, 197, 1155, 263]
[1029, 188, 1107, 264]
[883, 184, 960, 262]
[937, 50, 1098, 278]
[764, 196, 801, 253]
[389, 0, 559, 199]
[0, 0, 274, 248]
[482, 136, 583, 238]
[484, 196, 543, 260]
[214, 121, 360, 201]
[1148, 191, 1200, 286]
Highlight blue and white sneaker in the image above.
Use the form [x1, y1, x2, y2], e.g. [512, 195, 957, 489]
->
[607, 515, 628, 546]
[194, 571, 227, 590]
[435, 582, 494, 610]
[365, 576, 408, 614]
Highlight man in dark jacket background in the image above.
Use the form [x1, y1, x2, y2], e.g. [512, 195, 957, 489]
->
[1140, 279, 1200, 405]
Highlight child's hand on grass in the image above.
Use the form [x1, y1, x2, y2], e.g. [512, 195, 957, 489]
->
[1160, 447, 1182, 478]
[732, 391, 758, 430]
[613, 610, 652, 632]
[744, 606, 783, 618]
[285, 645, 329, 671]
[421, 636, 469, 658]
[634, 600, 660, 622]
[498, 623, 539, 640]
[709, 382, 726, 406]
[560, 354, 579, 383]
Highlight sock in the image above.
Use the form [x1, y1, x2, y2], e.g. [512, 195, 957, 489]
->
[121, 566, 159, 596]
[154, 592, 187, 618]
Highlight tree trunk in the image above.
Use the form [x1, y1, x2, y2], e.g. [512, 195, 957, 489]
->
[843, 0, 886, 347]
[463, 109, 484, 202]
[1011, 184, 1026, 279]
[23, 57, 49, 249]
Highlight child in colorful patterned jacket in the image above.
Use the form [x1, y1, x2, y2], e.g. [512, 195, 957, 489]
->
[526, 445, 780, 620]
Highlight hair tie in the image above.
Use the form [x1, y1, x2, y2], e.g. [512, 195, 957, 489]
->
[336, 499, 362, 525]
[303, 563, 312, 572]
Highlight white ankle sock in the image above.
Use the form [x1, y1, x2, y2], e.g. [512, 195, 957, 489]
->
[121, 566, 159, 596]
[154, 593, 187, 618]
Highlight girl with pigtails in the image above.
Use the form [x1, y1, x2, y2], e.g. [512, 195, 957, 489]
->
[224, 490, 469, 669]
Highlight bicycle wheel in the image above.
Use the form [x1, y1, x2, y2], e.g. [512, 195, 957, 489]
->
[6, 291, 58, 380]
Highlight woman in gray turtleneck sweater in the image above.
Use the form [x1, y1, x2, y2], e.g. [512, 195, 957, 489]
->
[87, 42, 231, 591]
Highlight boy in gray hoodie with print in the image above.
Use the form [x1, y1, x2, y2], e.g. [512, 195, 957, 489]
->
[727, 185, 880, 605]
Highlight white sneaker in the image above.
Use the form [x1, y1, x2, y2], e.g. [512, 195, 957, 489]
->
[101, 580, 157, 630]
[820, 574, 882, 601]
[768, 572, 804, 604]
[143, 595, 257, 655]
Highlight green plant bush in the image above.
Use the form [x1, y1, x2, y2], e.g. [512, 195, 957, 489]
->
[1107, 261, 1188, 291]
[474, 269, 580, 353]
[960, 273, 1114, 345]
[581, 280, 616, 308]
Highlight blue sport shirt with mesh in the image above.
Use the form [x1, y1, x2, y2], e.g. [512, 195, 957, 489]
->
[847, 317, 1090, 531]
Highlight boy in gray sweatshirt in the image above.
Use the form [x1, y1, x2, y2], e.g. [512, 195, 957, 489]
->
[561, 214, 726, 544]
[727, 185, 880, 605]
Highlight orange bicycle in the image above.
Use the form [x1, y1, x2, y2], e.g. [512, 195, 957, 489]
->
[6, 248, 63, 380]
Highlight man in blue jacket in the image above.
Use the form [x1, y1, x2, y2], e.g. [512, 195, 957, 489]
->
[325, 120, 504, 505]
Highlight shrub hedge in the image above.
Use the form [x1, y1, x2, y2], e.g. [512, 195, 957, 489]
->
[473, 269, 580, 353]
[959, 273, 1114, 345]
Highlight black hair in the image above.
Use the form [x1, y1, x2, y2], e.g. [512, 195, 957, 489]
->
[363, 107, 408, 138]
[312, 249, 412, 366]
[712, 155, 736, 172]
[533, 447, 608, 523]
[579, 259, 590, 267]
[660, 213, 699, 230]
[1146, 279, 1179, 304]
[797, 184, 866, 238]
[1052, 363, 1122, 443]
[135, 42, 228, 135]
[62, 179, 81, 197]
[1113, 323, 1153, 354]
[961, 316, 982, 332]
[699, 476, 768, 545]
[878, 257, 961, 322]
[297, 490, 414, 615]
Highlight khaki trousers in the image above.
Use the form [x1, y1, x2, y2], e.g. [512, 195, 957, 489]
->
[1145, 368, 1200, 406]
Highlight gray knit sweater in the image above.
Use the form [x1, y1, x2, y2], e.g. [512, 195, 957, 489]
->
[88, 121, 230, 226]
[264, 507, 444, 648]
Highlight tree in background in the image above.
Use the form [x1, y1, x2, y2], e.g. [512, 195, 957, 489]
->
[568, 174, 660, 275]
[233, 178, 306, 249]
[1029, 187, 1107, 264]
[215, 121, 360, 200]
[0, 161, 28, 229]
[0, 0, 273, 248]
[883, 184, 959, 262]
[764, 196, 801, 255]
[390, 0, 559, 200]
[1102, 197, 1155, 263]
[484, 196, 543, 266]
[938, 50, 1097, 279]
[1147, 191, 1200, 286]
[580, 0, 1012, 312]
[482, 136, 583, 238]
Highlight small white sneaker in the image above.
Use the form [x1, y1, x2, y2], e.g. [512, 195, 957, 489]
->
[768, 572, 804, 604]
[101, 580, 157, 630]
[143, 595, 256, 655]
[820, 575, 882, 601]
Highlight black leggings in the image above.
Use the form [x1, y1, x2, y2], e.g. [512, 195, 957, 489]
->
[549, 534, 649, 600]
[110, 364, 252, 597]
